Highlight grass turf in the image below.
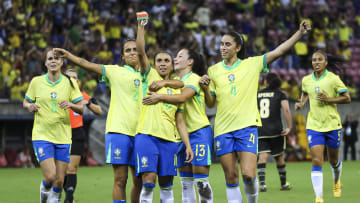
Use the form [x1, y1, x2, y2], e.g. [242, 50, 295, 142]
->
[0, 161, 358, 202]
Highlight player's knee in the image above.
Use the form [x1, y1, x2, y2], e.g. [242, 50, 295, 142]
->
[242, 174, 255, 182]
[329, 159, 338, 166]
[312, 157, 323, 166]
[66, 164, 78, 174]
[225, 171, 239, 184]
[114, 174, 128, 188]
[44, 172, 57, 184]
[142, 173, 156, 184]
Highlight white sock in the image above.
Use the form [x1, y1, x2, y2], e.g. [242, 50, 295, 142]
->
[311, 167, 323, 198]
[226, 183, 243, 203]
[140, 183, 155, 203]
[194, 175, 213, 203]
[331, 161, 342, 183]
[243, 178, 258, 203]
[180, 177, 196, 203]
[48, 187, 62, 203]
[160, 185, 174, 203]
[40, 181, 51, 203]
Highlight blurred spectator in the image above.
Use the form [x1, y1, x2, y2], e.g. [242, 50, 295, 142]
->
[0, 148, 7, 167]
[342, 114, 358, 161]
[18, 147, 34, 168]
[338, 41, 351, 61]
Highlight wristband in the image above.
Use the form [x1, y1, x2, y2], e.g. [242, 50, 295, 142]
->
[136, 11, 148, 20]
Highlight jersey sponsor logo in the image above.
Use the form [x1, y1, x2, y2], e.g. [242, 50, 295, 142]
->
[216, 140, 221, 151]
[50, 92, 57, 99]
[228, 74, 235, 82]
[167, 89, 172, 95]
[38, 147, 45, 157]
[134, 79, 140, 87]
[114, 148, 121, 159]
[141, 156, 148, 167]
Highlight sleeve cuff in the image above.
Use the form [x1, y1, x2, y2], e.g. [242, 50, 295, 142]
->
[142, 65, 151, 78]
[185, 85, 199, 94]
[177, 109, 184, 113]
[261, 54, 269, 73]
[210, 91, 216, 96]
[25, 95, 34, 103]
[99, 64, 107, 82]
[72, 96, 84, 104]
[338, 89, 348, 94]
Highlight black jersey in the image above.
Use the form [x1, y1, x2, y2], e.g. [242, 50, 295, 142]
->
[257, 88, 287, 138]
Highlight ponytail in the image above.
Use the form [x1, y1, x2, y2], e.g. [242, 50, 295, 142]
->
[185, 48, 206, 76]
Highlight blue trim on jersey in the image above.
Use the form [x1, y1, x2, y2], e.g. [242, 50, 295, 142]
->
[226, 183, 239, 188]
[72, 96, 83, 104]
[179, 171, 193, 177]
[99, 64, 107, 82]
[210, 91, 215, 96]
[185, 85, 199, 94]
[312, 69, 328, 81]
[338, 89, 348, 94]
[261, 53, 269, 73]
[194, 174, 209, 179]
[143, 65, 151, 79]
[143, 183, 156, 189]
[25, 95, 34, 103]
[222, 59, 241, 71]
[177, 109, 184, 113]
[312, 166, 322, 172]
[243, 177, 257, 184]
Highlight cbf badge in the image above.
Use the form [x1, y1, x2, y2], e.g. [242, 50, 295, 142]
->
[167, 89, 172, 95]
[315, 87, 320, 93]
[228, 74, 235, 82]
[50, 92, 57, 99]
[134, 79, 140, 87]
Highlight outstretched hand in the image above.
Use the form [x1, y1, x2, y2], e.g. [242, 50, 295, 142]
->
[53, 48, 69, 58]
[299, 20, 311, 35]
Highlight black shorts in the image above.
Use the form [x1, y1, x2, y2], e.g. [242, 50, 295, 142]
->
[71, 127, 86, 156]
[258, 136, 286, 156]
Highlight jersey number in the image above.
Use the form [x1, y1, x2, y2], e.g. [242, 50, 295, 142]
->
[132, 89, 139, 102]
[51, 101, 57, 113]
[195, 144, 206, 157]
[259, 98, 270, 118]
[230, 85, 236, 96]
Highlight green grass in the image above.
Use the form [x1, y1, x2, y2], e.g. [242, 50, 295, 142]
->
[0, 162, 359, 202]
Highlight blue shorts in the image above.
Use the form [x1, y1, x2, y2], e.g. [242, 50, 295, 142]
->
[135, 134, 177, 176]
[177, 126, 213, 168]
[215, 126, 258, 156]
[307, 129, 342, 149]
[105, 133, 135, 165]
[33, 141, 71, 163]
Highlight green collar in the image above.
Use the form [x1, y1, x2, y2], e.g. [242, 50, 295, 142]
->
[46, 73, 63, 86]
[312, 69, 328, 81]
[124, 65, 140, 73]
[181, 71, 192, 82]
[222, 58, 241, 71]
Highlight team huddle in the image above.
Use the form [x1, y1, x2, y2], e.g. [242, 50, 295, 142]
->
[23, 11, 351, 203]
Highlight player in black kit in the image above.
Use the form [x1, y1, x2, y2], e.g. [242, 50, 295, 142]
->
[257, 73, 293, 192]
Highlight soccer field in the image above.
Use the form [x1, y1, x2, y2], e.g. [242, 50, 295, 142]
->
[0, 162, 358, 203]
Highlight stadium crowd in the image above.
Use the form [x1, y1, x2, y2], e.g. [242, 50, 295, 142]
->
[0, 0, 360, 101]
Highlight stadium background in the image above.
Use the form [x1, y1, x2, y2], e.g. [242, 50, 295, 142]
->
[0, 0, 359, 170]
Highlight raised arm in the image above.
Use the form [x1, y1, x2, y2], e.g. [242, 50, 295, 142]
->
[266, 20, 311, 64]
[136, 12, 150, 75]
[175, 112, 194, 163]
[199, 75, 216, 108]
[142, 87, 195, 105]
[295, 92, 309, 110]
[281, 100, 292, 136]
[53, 48, 102, 75]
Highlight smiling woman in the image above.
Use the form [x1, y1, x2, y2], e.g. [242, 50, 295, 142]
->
[22, 49, 84, 203]
[295, 50, 351, 203]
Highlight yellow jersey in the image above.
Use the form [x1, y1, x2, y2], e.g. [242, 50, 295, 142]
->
[302, 70, 348, 132]
[137, 68, 183, 142]
[208, 55, 268, 137]
[101, 65, 142, 136]
[25, 74, 83, 144]
[181, 71, 210, 133]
